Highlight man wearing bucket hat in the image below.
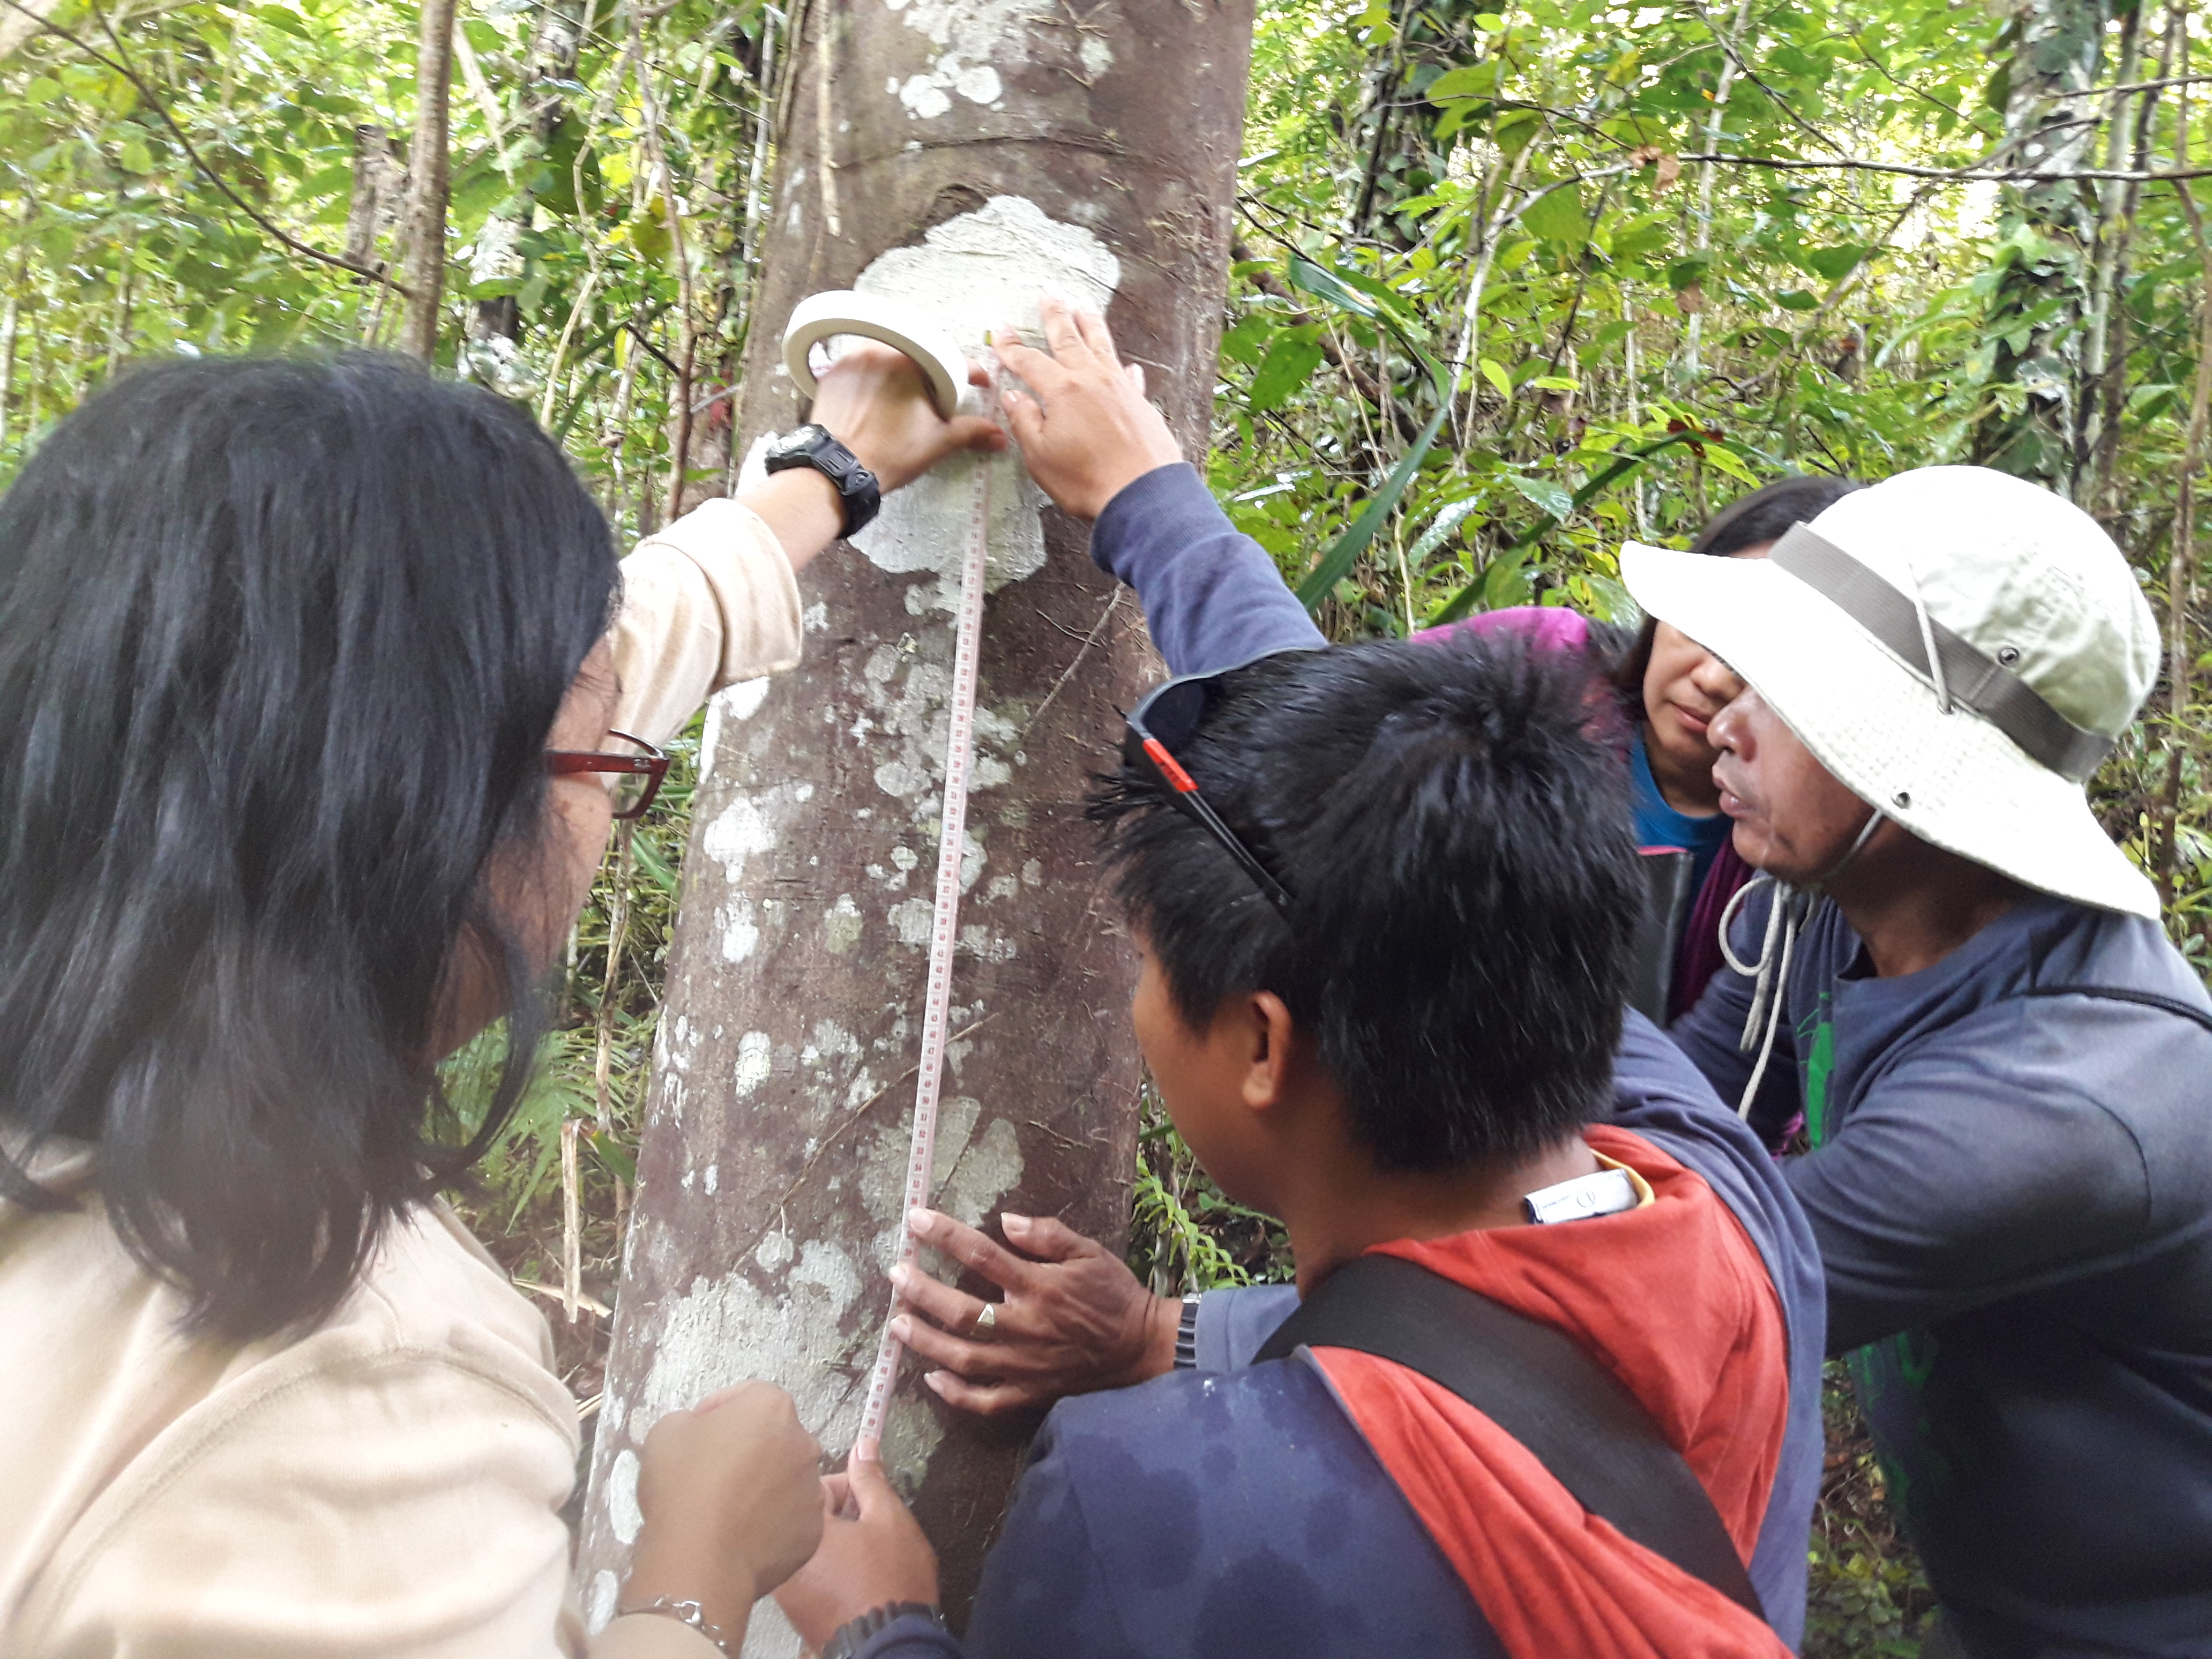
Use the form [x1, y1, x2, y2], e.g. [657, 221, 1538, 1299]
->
[1623, 465, 2212, 1657]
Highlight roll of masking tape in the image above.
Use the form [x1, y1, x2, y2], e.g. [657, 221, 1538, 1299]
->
[782, 290, 966, 422]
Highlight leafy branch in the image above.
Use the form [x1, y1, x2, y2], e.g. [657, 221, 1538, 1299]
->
[0, 0, 410, 295]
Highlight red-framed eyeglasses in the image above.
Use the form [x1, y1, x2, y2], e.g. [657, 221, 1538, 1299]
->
[545, 729, 670, 819]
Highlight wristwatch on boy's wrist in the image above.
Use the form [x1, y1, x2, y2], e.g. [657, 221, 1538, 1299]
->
[764, 422, 881, 538]
[1172, 1291, 1202, 1370]
[819, 1601, 947, 1659]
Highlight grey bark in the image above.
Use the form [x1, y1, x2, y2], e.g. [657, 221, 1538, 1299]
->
[576, 2, 1256, 1648]
[1969, 0, 2112, 495]
[2075, 4, 2141, 482]
[2095, 9, 2180, 522]
[399, 0, 459, 361]
[1679, 0, 1755, 386]
[0, 284, 17, 453]
[343, 123, 405, 274]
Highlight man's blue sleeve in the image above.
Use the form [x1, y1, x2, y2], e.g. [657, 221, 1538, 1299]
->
[853, 1613, 967, 1659]
[1191, 1281, 1300, 1372]
[1089, 464, 1324, 676]
[1610, 1008, 1826, 1647]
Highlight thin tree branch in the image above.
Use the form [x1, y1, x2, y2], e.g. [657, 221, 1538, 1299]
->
[1688, 0, 1849, 158]
[1, 0, 410, 295]
[622, 317, 681, 377]
[2103, 69, 2212, 97]
[1845, 29, 1966, 121]
[1670, 149, 2212, 183]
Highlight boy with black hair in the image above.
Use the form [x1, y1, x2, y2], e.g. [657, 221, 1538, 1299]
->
[767, 635, 1825, 1659]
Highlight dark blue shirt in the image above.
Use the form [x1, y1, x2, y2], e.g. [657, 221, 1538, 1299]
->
[1093, 465, 1730, 878]
[860, 1014, 1826, 1659]
[1672, 885, 2212, 1655]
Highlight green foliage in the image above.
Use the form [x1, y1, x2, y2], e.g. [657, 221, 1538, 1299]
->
[0, 0, 780, 542]
[1805, 1363, 1938, 1657]
[1216, 0, 2212, 931]
[1127, 1089, 1292, 1295]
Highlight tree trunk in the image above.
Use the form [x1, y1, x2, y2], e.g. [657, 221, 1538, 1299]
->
[2094, 8, 2178, 524]
[0, 283, 18, 453]
[1969, 0, 2111, 494]
[467, 0, 591, 352]
[399, 0, 459, 361]
[0, 0, 63, 62]
[576, 3, 1256, 1649]
[2155, 40, 2209, 910]
[1679, 0, 1754, 388]
[343, 123, 405, 275]
[2075, 2, 2140, 485]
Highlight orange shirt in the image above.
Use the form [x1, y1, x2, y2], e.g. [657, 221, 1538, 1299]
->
[1314, 1125, 1793, 1659]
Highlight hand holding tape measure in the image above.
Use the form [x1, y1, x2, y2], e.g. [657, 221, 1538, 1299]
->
[779, 292, 1003, 1462]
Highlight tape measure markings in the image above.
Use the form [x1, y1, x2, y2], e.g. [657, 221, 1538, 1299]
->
[774, 291, 995, 1462]
[853, 424, 996, 1461]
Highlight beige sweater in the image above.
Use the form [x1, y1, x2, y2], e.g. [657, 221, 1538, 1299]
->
[0, 500, 805, 1659]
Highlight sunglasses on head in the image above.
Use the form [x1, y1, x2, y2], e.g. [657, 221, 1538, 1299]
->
[1122, 650, 1317, 916]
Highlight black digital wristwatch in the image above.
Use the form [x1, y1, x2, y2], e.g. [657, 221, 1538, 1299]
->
[763, 422, 882, 538]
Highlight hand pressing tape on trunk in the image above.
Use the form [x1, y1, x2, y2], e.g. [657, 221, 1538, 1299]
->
[783, 290, 968, 421]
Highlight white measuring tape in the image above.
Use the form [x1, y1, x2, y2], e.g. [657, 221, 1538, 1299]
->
[780, 293, 994, 1461]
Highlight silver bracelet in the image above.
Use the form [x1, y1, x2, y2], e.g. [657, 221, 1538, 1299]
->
[620, 1597, 736, 1656]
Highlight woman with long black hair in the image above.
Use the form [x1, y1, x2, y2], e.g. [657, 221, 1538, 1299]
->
[0, 345, 1000, 1656]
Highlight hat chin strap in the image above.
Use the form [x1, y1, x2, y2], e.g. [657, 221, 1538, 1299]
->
[1715, 805, 1885, 1119]
[1817, 802, 1887, 887]
[1905, 557, 1954, 716]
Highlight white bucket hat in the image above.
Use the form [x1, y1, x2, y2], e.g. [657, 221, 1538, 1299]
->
[1619, 465, 2162, 920]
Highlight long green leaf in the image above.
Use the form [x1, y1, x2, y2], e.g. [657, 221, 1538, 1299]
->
[1294, 398, 1452, 610]
[1286, 255, 1448, 394]
[1277, 253, 1455, 610]
[1427, 430, 1715, 625]
[1285, 255, 1381, 320]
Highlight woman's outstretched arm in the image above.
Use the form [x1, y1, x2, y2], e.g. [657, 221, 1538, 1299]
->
[608, 345, 1005, 746]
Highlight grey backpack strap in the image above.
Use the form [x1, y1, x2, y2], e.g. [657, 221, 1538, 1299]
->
[1254, 1253, 1764, 1618]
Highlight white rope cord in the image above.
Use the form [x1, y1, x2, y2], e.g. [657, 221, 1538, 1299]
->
[1718, 872, 1788, 1048]
[1712, 806, 1887, 1118]
[1735, 897, 1800, 1118]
